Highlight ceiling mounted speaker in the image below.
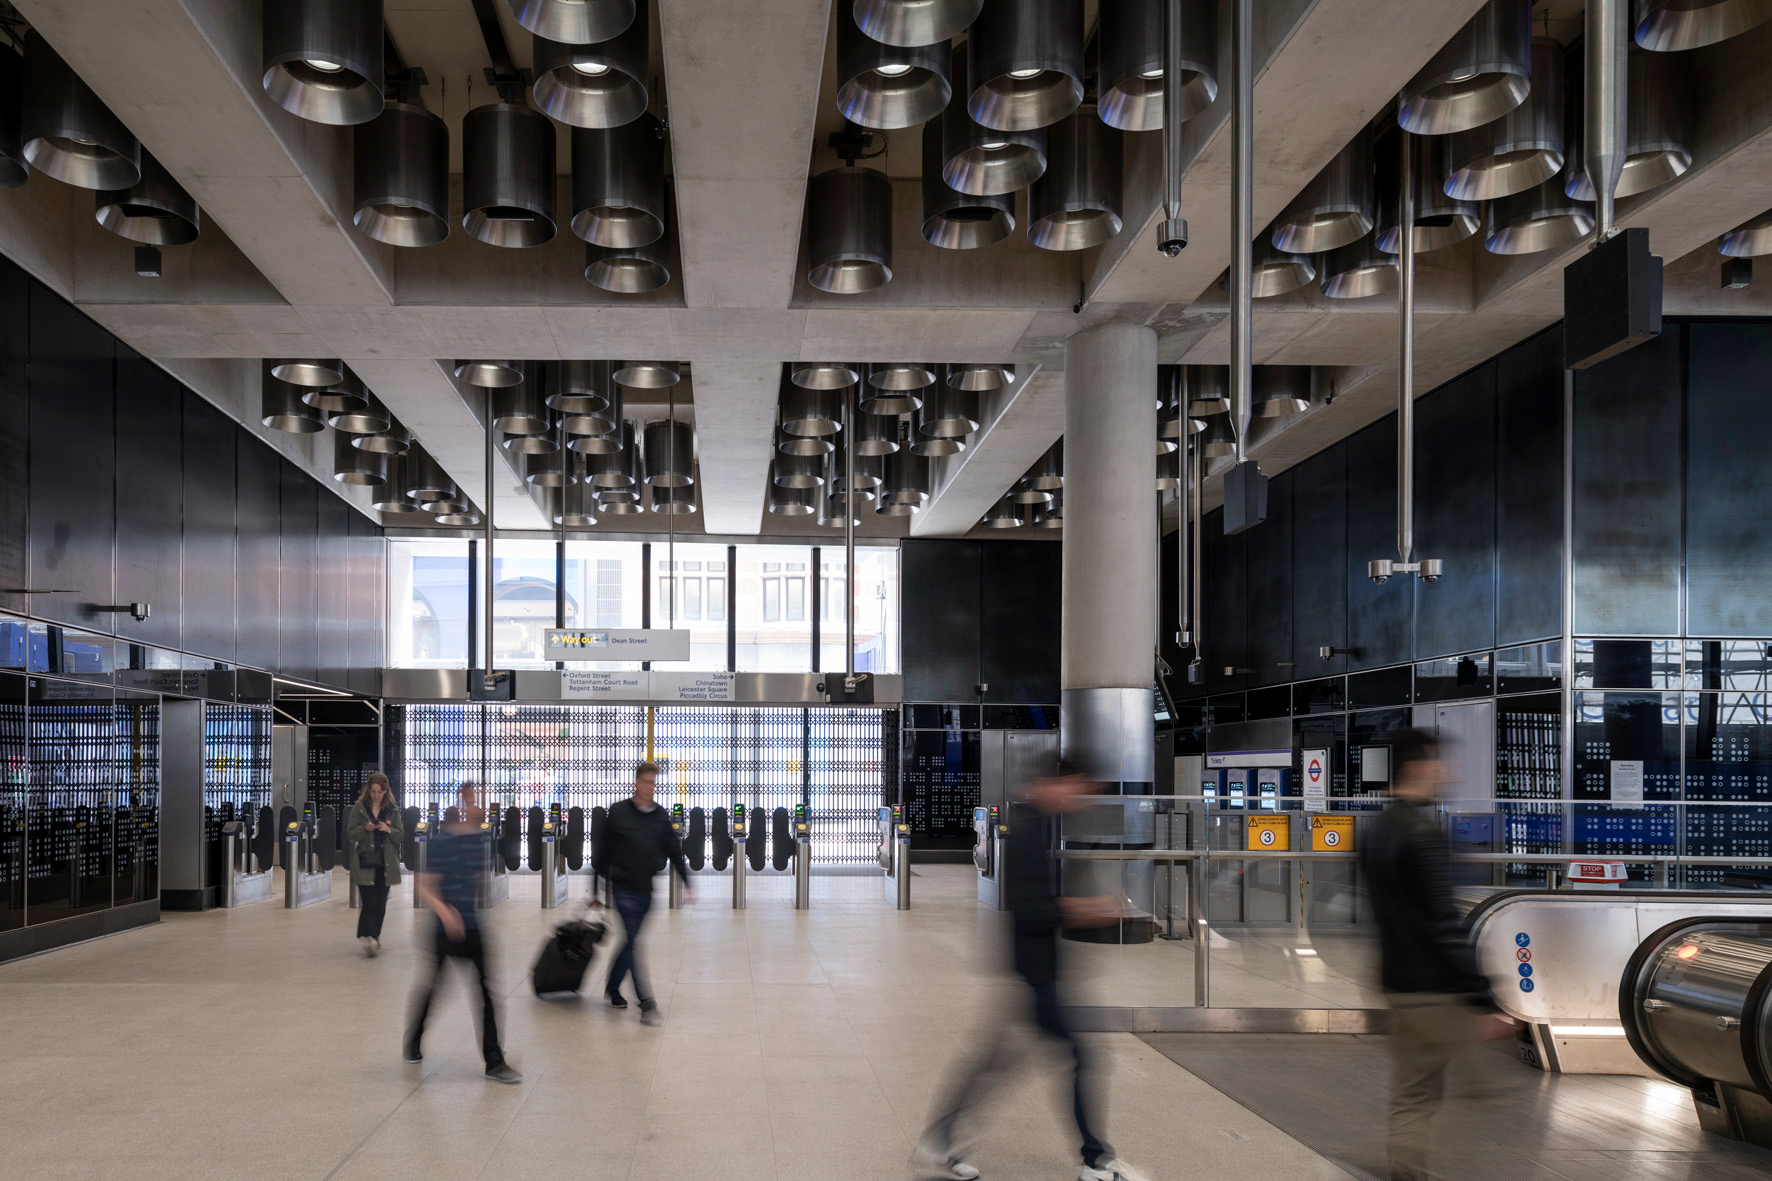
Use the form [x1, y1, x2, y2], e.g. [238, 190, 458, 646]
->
[853, 407, 899, 455]
[942, 45, 1047, 198]
[353, 423, 411, 455]
[261, 370, 325, 433]
[1633, 0, 1772, 50]
[532, 17, 649, 129]
[613, 359, 679, 387]
[808, 167, 892, 294]
[95, 152, 200, 245]
[462, 103, 557, 248]
[512, 0, 636, 44]
[651, 484, 697, 515]
[947, 362, 1013, 390]
[276, 358, 345, 387]
[1272, 130, 1374, 254]
[837, 7, 951, 130]
[861, 363, 930, 414]
[1396, 0, 1531, 136]
[405, 448, 456, 501]
[1565, 46, 1693, 200]
[643, 418, 695, 486]
[584, 423, 638, 485]
[301, 370, 369, 412]
[774, 451, 825, 489]
[353, 101, 449, 246]
[526, 449, 576, 487]
[1375, 132, 1478, 253]
[1484, 174, 1593, 254]
[1253, 366, 1312, 417]
[21, 31, 140, 189]
[981, 498, 1020, 528]
[328, 389, 393, 434]
[854, 0, 981, 47]
[550, 360, 614, 414]
[769, 480, 819, 516]
[883, 446, 931, 505]
[1027, 442, 1062, 489]
[1721, 210, 1772, 257]
[261, 0, 384, 125]
[0, 48, 27, 188]
[1201, 413, 1236, 458]
[1320, 235, 1397, 299]
[921, 120, 1014, 248]
[1184, 365, 1230, 415]
[965, 0, 1084, 133]
[781, 384, 844, 436]
[571, 114, 664, 247]
[454, 359, 524, 387]
[586, 233, 670, 292]
[1028, 104, 1121, 250]
[1445, 38, 1563, 201]
[1098, 0, 1217, 132]
[333, 430, 387, 485]
[493, 380, 551, 435]
[372, 457, 424, 514]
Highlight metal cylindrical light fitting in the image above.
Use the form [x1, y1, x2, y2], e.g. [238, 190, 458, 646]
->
[261, 0, 384, 125]
[571, 114, 664, 247]
[1159, 366, 1184, 440]
[21, 32, 140, 190]
[922, 119, 1015, 247]
[769, 480, 819, 516]
[837, 7, 951, 130]
[1396, 0, 1532, 135]
[454, 359, 524, 387]
[554, 473, 601, 528]
[919, 383, 980, 437]
[818, 488, 860, 529]
[1484, 174, 1594, 254]
[584, 423, 638, 485]
[430, 505, 482, 526]
[808, 167, 892, 293]
[853, 408, 898, 455]
[651, 484, 697, 515]
[833, 450, 886, 491]
[781, 384, 843, 436]
[947, 362, 1013, 390]
[461, 103, 557, 247]
[1009, 479, 1052, 505]
[586, 233, 671, 293]
[1032, 494, 1062, 528]
[1320, 234, 1398, 299]
[613, 359, 679, 387]
[965, 0, 1084, 132]
[1215, 236, 1318, 297]
[354, 423, 411, 455]
[0, 48, 26, 188]
[861, 362, 932, 414]
[981, 498, 1020, 528]
[1375, 132, 1478, 253]
[854, 0, 981, 46]
[95, 151, 200, 245]
[353, 101, 449, 246]
[277, 358, 345, 388]
[328, 390, 392, 434]
[526, 449, 576, 487]
[532, 20, 649, 129]
[942, 46, 1047, 197]
[511, 0, 636, 44]
[882, 445, 931, 505]
[1721, 210, 1772, 257]
[333, 430, 387, 485]
[1253, 366, 1311, 417]
[1565, 45, 1693, 200]
[372, 456, 424, 513]
[643, 418, 695, 486]
[503, 428, 560, 456]
[1028, 105, 1122, 250]
[1200, 413, 1236, 458]
[551, 360, 614, 415]
[774, 451, 825, 489]
[1185, 365, 1230, 415]
[1099, 0, 1217, 131]
[405, 447, 454, 501]
[778, 429, 835, 458]
[301, 370, 369, 413]
[1445, 38, 1564, 201]
[1156, 447, 1181, 491]
[1028, 441, 1062, 489]
[1632, 0, 1772, 50]
[1271, 130, 1374, 254]
[493, 380, 551, 435]
[791, 361, 861, 389]
[261, 371, 325, 433]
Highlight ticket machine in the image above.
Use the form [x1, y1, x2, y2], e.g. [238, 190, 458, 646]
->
[974, 806, 1008, 909]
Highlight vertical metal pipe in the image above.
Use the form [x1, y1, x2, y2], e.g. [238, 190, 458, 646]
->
[845, 382, 856, 679]
[1560, 367, 1575, 863]
[1586, 0, 1627, 241]
[1190, 434, 1202, 666]
[1397, 128, 1415, 566]
[1178, 435, 1191, 646]
[555, 408, 565, 671]
[1229, 0, 1253, 462]
[484, 389, 496, 680]
[1158, 0, 1188, 256]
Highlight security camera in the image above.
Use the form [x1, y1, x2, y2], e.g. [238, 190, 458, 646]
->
[1157, 217, 1188, 257]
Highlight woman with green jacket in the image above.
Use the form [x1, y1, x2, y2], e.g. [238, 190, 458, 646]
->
[346, 773, 403, 955]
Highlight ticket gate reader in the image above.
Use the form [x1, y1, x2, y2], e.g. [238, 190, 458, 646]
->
[411, 816, 430, 909]
[219, 819, 273, 908]
[731, 805, 748, 910]
[881, 806, 911, 910]
[793, 804, 811, 910]
[974, 806, 1008, 910]
[479, 815, 509, 908]
[282, 820, 332, 908]
[669, 804, 686, 909]
[540, 805, 565, 909]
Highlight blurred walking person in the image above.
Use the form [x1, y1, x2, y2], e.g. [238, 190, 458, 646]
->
[405, 782, 521, 1084]
[346, 772, 402, 956]
[1359, 728, 1509, 1181]
[914, 763, 1148, 1181]
[593, 760, 691, 1024]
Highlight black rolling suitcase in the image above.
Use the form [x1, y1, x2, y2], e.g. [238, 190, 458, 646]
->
[532, 913, 607, 999]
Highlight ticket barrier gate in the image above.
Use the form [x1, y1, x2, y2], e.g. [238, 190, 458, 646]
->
[480, 812, 509, 908]
[219, 819, 274, 908]
[793, 805, 811, 911]
[973, 806, 1007, 910]
[540, 805, 566, 909]
[731, 805, 748, 910]
[880, 806, 910, 910]
[410, 815, 430, 909]
[282, 820, 332, 908]
[669, 804, 686, 908]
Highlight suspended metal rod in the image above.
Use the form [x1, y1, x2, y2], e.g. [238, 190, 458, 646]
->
[1178, 424, 1191, 651]
[483, 388, 496, 683]
[1190, 433, 1203, 680]
[1586, 0, 1627, 243]
[1229, 0, 1253, 462]
[844, 383, 856, 682]
[1157, 0, 1189, 257]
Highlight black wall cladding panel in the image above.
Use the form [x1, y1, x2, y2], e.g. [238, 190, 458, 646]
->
[279, 460, 319, 684]
[1245, 471, 1292, 687]
[1414, 364, 1496, 660]
[180, 391, 235, 662]
[27, 282, 114, 633]
[1496, 326, 1564, 645]
[1291, 443, 1348, 675]
[1204, 507, 1248, 694]
[901, 538, 981, 701]
[1687, 321, 1772, 637]
[316, 487, 351, 689]
[113, 348, 182, 650]
[235, 435, 281, 673]
[1346, 415, 1413, 669]
[979, 539, 1060, 703]
[0, 264, 27, 620]
[347, 508, 382, 694]
[1573, 323, 1683, 636]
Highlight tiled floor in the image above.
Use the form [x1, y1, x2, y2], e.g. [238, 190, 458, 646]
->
[0, 865, 1353, 1181]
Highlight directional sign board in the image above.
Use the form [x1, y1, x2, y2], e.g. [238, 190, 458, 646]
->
[545, 628, 690, 661]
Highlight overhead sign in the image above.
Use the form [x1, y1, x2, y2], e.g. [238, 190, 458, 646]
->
[1310, 815, 1353, 852]
[545, 628, 690, 661]
[1302, 747, 1328, 812]
[1246, 814, 1291, 851]
[562, 670, 734, 702]
[1207, 749, 1293, 769]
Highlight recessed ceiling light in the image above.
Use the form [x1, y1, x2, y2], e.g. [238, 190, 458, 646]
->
[875, 62, 914, 77]
[572, 61, 612, 76]
[306, 57, 344, 72]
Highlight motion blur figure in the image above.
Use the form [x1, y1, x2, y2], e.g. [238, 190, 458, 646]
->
[914, 763, 1148, 1181]
[594, 759, 691, 1024]
[1359, 728, 1510, 1181]
[405, 782, 521, 1084]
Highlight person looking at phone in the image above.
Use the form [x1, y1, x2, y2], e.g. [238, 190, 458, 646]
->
[346, 772, 402, 956]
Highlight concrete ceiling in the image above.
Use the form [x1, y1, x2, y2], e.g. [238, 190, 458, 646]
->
[0, 0, 1767, 542]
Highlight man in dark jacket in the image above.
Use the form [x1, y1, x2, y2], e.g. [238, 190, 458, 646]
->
[594, 760, 690, 1023]
[1358, 728, 1510, 1181]
[913, 764, 1148, 1181]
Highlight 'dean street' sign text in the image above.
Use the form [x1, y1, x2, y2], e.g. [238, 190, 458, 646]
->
[544, 629, 691, 661]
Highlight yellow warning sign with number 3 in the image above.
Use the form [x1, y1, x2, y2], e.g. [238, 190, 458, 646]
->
[1246, 815, 1290, 851]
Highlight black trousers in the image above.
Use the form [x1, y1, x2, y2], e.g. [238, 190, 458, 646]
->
[406, 923, 504, 1068]
[356, 875, 389, 939]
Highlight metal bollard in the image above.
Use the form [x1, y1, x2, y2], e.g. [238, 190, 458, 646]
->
[794, 836, 811, 910]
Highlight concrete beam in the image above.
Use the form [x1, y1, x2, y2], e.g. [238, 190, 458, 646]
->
[913, 368, 1062, 537]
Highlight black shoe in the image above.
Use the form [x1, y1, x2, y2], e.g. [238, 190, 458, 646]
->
[484, 1062, 522, 1085]
[606, 987, 628, 1010]
[639, 998, 661, 1026]
[402, 1044, 423, 1064]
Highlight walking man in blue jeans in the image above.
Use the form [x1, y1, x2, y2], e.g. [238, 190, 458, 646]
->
[593, 760, 691, 1024]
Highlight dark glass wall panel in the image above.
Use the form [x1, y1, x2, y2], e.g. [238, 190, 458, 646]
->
[901, 539, 981, 701]
[180, 391, 236, 663]
[1414, 364, 1496, 659]
[1495, 327, 1563, 644]
[0, 265, 28, 620]
[0, 672, 24, 932]
[347, 509, 382, 694]
[316, 492, 351, 690]
[278, 460, 318, 684]
[1572, 324, 1682, 635]
[1346, 416, 1412, 668]
[979, 540, 1060, 703]
[1245, 471, 1292, 687]
[113, 348, 183, 651]
[28, 282, 114, 634]
[1204, 508, 1247, 694]
[1291, 443, 1348, 675]
[27, 681, 118, 922]
[235, 436, 282, 673]
[1686, 321, 1772, 637]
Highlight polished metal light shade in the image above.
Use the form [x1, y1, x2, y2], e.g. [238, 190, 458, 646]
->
[1320, 235, 1398, 299]
[817, 488, 861, 529]
[353, 423, 411, 455]
[1253, 366, 1312, 417]
[0, 48, 27, 188]
[882, 445, 931, 505]
[549, 360, 614, 414]
[916, 384, 979, 443]
[21, 32, 140, 189]
[532, 18, 649, 129]
[1031, 494, 1062, 528]
[301, 370, 369, 412]
[781, 384, 844, 436]
[526, 449, 577, 487]
[808, 167, 892, 293]
[1201, 414, 1236, 458]
[779, 430, 835, 458]
[1484, 173, 1594, 254]
[965, 0, 1084, 132]
[328, 389, 392, 434]
[1445, 38, 1563, 201]
[774, 451, 825, 489]
[333, 429, 387, 485]
[1721, 210, 1772, 257]
[598, 495, 644, 515]
[861, 363, 930, 414]
[791, 361, 861, 390]
[503, 428, 560, 456]
[405, 447, 455, 501]
[352, 101, 449, 246]
[651, 484, 697, 515]
[372, 457, 424, 513]
[462, 103, 557, 247]
[942, 45, 1047, 197]
[1272, 130, 1374, 254]
[769, 480, 819, 516]
[1632, 0, 1772, 50]
[1396, 0, 1531, 136]
[837, 7, 951, 130]
[261, 0, 384, 125]
[1027, 441, 1062, 489]
[584, 423, 639, 485]
[1098, 0, 1217, 131]
[642, 418, 695, 486]
[853, 407, 898, 455]
[570, 394, 628, 452]
[834, 450, 887, 490]
[586, 233, 671, 292]
[553, 469, 601, 527]
[95, 151, 200, 245]
[1158, 366, 1183, 440]
[1564, 46, 1693, 200]
[493, 380, 551, 435]
[430, 506, 483, 526]
[854, 0, 981, 46]
[613, 360, 679, 387]
[1375, 132, 1478, 253]
[261, 370, 325, 433]
[947, 363, 1013, 390]
[511, 0, 636, 44]
[1156, 447, 1181, 491]
[981, 498, 1020, 528]
[911, 433, 964, 458]
[1028, 105, 1122, 250]
[571, 114, 664, 246]
[1184, 365, 1231, 415]
[1009, 479, 1052, 505]
[921, 119, 1015, 248]
[277, 358, 345, 388]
